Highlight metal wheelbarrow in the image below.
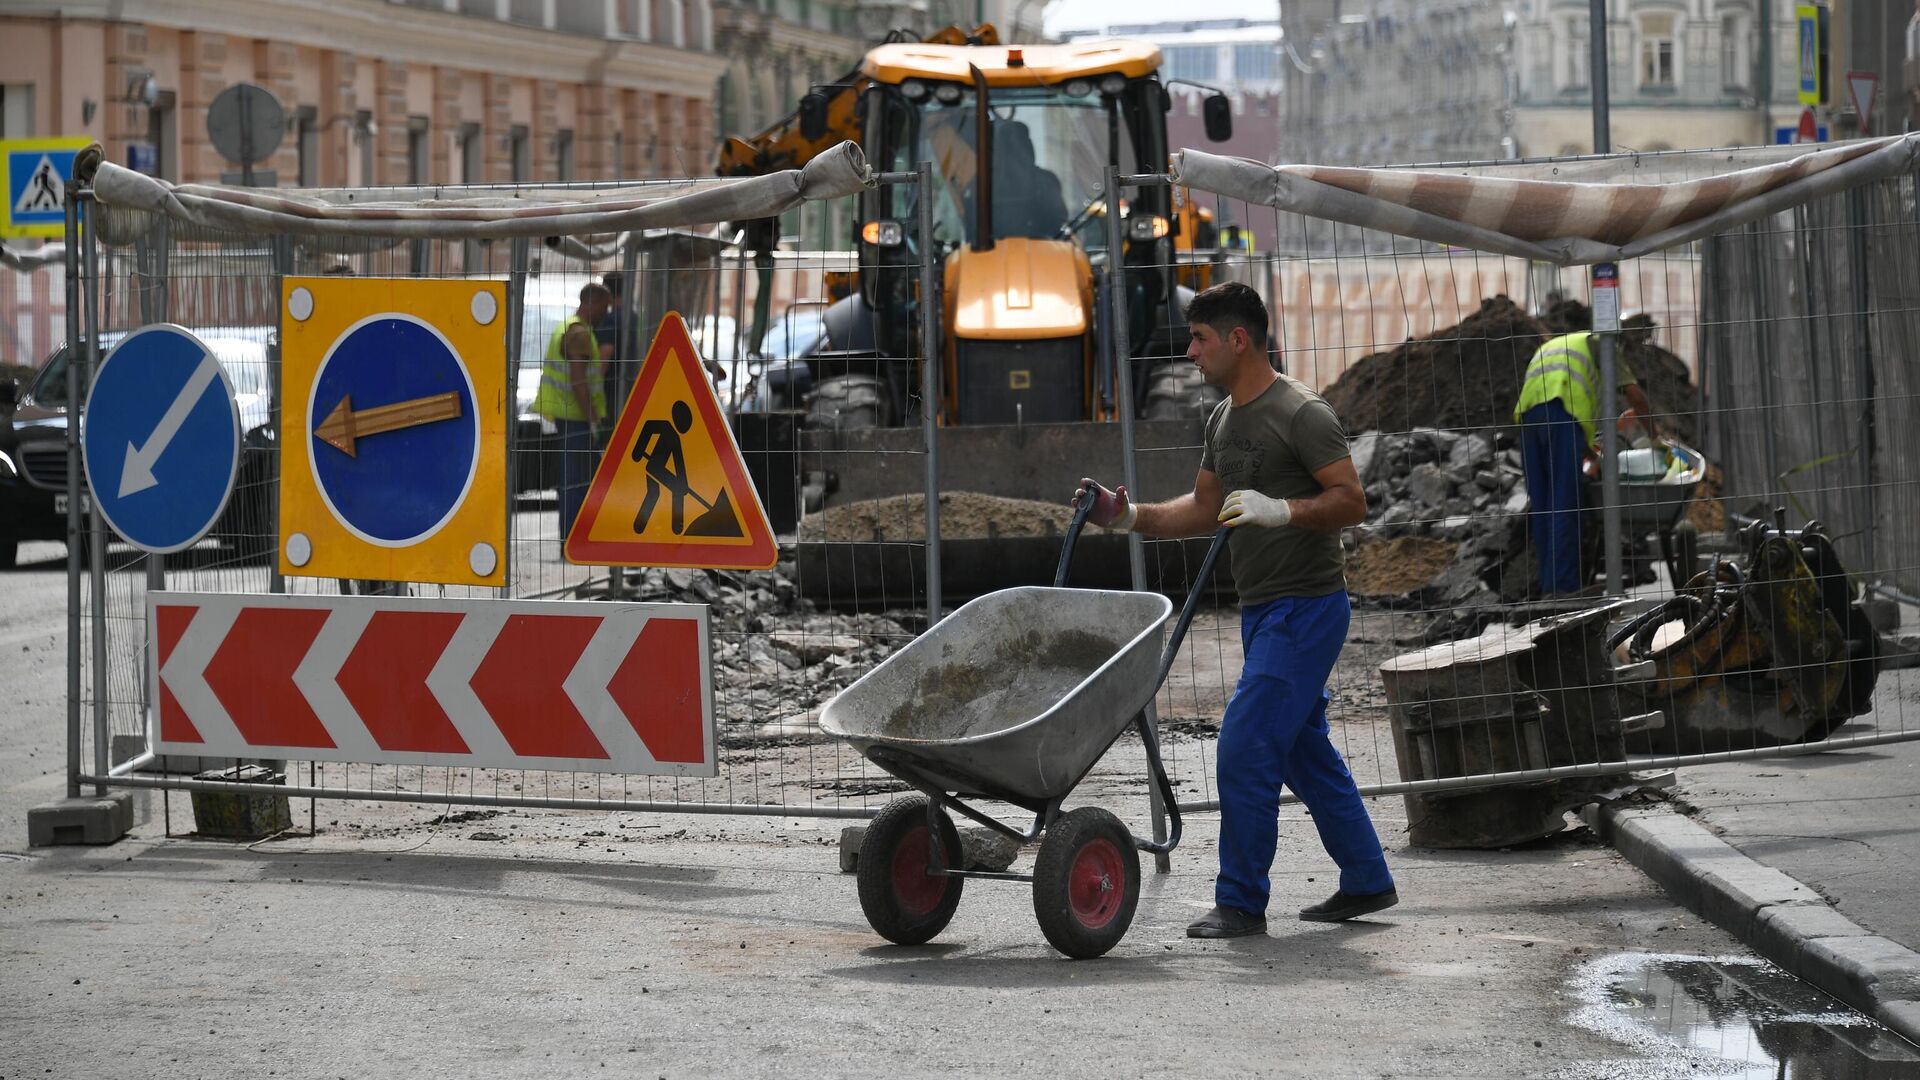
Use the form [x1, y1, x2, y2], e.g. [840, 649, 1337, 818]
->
[819, 501, 1228, 958]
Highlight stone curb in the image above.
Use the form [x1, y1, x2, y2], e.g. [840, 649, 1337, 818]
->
[1583, 801, 1920, 1047]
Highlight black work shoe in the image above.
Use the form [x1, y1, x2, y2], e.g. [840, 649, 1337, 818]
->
[1186, 905, 1268, 938]
[1298, 887, 1399, 922]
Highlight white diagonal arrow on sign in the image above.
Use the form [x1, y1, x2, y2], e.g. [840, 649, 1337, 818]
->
[119, 349, 220, 497]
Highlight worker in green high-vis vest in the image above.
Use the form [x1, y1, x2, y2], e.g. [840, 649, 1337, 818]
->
[534, 282, 612, 538]
[1514, 321, 1660, 596]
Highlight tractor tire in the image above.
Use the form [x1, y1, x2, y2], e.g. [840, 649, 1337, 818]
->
[806, 374, 891, 432]
[1141, 363, 1222, 422]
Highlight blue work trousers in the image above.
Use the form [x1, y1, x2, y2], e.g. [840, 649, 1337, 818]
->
[556, 420, 594, 539]
[1519, 400, 1586, 595]
[1215, 591, 1394, 915]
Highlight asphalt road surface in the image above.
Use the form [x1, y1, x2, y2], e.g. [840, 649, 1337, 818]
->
[4, 543, 1911, 1078]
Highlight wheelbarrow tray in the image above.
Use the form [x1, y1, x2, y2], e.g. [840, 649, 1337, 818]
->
[819, 586, 1174, 807]
[1586, 442, 1708, 531]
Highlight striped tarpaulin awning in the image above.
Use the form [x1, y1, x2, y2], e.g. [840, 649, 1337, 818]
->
[1173, 135, 1920, 265]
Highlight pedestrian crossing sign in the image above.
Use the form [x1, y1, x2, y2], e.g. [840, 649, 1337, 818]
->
[565, 311, 777, 570]
[2, 137, 90, 239]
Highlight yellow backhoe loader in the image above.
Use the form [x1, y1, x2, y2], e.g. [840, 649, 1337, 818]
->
[720, 26, 1237, 601]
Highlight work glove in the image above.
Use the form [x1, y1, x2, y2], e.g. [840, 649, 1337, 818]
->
[1074, 478, 1136, 531]
[1218, 489, 1292, 529]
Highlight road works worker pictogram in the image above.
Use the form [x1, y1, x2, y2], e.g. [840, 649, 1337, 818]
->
[631, 399, 746, 539]
[565, 312, 776, 570]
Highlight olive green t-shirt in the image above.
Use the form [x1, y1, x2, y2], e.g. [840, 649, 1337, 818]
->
[1199, 375, 1351, 604]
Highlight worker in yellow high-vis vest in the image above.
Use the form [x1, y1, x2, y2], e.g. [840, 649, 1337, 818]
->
[1514, 324, 1659, 596]
[534, 282, 612, 537]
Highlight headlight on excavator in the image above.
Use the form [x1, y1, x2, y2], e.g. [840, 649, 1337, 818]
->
[1064, 79, 1094, 98]
[1099, 73, 1128, 96]
[862, 219, 906, 247]
[934, 82, 964, 105]
[901, 79, 929, 102]
[1128, 214, 1170, 241]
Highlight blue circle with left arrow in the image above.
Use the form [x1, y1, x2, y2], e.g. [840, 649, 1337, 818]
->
[308, 314, 479, 546]
[80, 324, 240, 554]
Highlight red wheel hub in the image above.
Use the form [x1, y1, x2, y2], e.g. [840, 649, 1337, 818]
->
[1068, 838, 1126, 929]
[891, 824, 948, 915]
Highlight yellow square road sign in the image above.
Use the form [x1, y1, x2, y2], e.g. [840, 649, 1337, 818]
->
[279, 277, 508, 586]
[2, 136, 91, 239]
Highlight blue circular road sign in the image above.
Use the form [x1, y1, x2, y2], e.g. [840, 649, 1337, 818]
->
[80, 324, 240, 554]
[307, 314, 479, 546]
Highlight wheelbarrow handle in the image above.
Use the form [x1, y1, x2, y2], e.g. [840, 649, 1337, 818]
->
[1157, 525, 1230, 688]
[1054, 495, 1098, 588]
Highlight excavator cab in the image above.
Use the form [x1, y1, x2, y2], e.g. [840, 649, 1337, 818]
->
[809, 41, 1197, 430]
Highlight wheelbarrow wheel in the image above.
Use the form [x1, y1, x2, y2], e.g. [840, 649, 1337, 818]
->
[857, 795, 964, 946]
[1032, 807, 1139, 959]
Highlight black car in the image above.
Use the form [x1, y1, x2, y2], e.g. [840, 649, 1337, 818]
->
[0, 329, 277, 568]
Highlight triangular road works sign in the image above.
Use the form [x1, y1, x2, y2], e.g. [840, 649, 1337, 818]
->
[565, 311, 777, 570]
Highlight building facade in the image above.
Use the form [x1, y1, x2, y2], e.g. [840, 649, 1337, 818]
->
[1282, 1, 1515, 166]
[1513, 0, 1805, 154]
[0, 0, 727, 187]
[1281, 0, 1848, 167]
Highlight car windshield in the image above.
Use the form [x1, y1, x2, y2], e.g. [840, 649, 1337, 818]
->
[913, 87, 1134, 248]
[29, 333, 270, 408]
[757, 310, 826, 360]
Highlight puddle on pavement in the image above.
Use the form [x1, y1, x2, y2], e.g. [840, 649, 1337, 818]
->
[1557, 952, 1920, 1079]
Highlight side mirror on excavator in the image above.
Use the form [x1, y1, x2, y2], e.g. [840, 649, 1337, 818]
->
[1203, 93, 1233, 142]
[799, 90, 831, 141]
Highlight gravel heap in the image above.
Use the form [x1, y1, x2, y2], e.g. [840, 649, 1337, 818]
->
[611, 565, 915, 735]
[1346, 426, 1533, 610]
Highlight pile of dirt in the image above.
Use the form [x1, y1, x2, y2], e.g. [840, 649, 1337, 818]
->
[798, 491, 1074, 542]
[1345, 536, 1460, 597]
[1321, 296, 1545, 436]
[1322, 295, 1700, 443]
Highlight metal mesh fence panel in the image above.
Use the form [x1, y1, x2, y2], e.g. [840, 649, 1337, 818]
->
[60, 145, 1920, 847]
[71, 175, 943, 823]
[1117, 146, 1918, 848]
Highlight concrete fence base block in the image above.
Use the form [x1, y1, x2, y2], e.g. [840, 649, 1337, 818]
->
[27, 793, 133, 847]
[1590, 799, 1920, 1048]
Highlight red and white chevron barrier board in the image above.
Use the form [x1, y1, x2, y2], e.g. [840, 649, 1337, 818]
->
[147, 593, 715, 776]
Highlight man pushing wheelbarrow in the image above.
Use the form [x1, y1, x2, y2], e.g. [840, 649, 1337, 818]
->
[1077, 282, 1398, 939]
[821, 283, 1395, 957]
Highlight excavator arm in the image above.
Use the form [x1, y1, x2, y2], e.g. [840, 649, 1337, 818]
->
[714, 24, 1000, 180]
